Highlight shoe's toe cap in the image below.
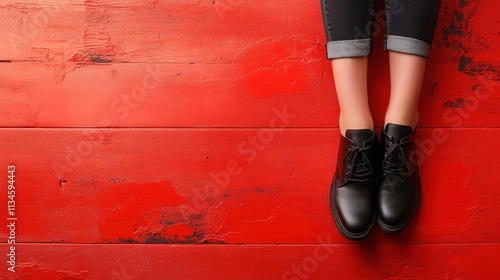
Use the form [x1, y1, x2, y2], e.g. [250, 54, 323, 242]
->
[333, 182, 375, 234]
[378, 175, 417, 226]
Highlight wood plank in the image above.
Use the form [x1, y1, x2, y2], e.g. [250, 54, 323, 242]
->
[1, 60, 498, 128]
[0, 60, 336, 128]
[1, 1, 499, 128]
[0, 0, 498, 64]
[0, 0, 322, 63]
[0, 243, 499, 279]
[0, 128, 498, 244]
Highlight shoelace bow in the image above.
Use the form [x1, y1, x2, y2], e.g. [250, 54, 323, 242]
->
[343, 144, 373, 183]
[382, 136, 412, 176]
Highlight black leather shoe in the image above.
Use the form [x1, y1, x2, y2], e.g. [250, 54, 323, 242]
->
[330, 129, 378, 240]
[377, 123, 421, 234]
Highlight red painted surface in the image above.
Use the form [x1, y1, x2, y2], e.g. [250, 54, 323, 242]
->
[0, 0, 499, 279]
[1, 128, 499, 245]
[0, 244, 499, 280]
[0, 0, 498, 128]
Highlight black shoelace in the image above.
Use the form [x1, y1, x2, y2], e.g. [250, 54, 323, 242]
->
[343, 144, 373, 183]
[381, 136, 412, 176]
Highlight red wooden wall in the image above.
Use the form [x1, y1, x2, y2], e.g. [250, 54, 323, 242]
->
[0, 0, 499, 279]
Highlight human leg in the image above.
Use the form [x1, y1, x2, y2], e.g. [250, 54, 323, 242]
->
[321, 0, 379, 240]
[385, 52, 426, 129]
[378, 0, 442, 233]
[321, 0, 377, 135]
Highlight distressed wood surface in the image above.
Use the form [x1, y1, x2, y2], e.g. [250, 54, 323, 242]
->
[0, 0, 499, 128]
[0, 61, 498, 128]
[0, 0, 498, 63]
[0, 128, 498, 244]
[1, 243, 499, 279]
[1, 0, 500, 279]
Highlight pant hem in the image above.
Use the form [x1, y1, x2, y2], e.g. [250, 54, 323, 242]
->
[384, 35, 431, 58]
[326, 39, 371, 59]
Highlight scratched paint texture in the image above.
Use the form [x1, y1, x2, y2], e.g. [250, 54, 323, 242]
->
[0, 0, 499, 279]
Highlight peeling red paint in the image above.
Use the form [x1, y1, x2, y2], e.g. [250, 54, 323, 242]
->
[240, 37, 313, 98]
[69, 0, 117, 63]
[0, 1, 497, 128]
[165, 223, 195, 237]
[97, 180, 185, 242]
[0, 0, 499, 278]
[1, 128, 498, 245]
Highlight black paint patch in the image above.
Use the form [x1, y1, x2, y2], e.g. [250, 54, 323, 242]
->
[440, 1, 499, 77]
[458, 56, 472, 71]
[454, 10, 463, 22]
[428, 82, 439, 97]
[443, 98, 469, 108]
[143, 228, 207, 244]
[144, 233, 169, 244]
[164, 220, 176, 226]
[439, 1, 495, 77]
[109, 177, 126, 184]
[256, 187, 265, 193]
[200, 239, 226, 244]
[90, 56, 113, 63]
[118, 237, 139, 243]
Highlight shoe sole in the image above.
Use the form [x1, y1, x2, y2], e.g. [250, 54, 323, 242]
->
[329, 177, 377, 240]
[377, 182, 421, 234]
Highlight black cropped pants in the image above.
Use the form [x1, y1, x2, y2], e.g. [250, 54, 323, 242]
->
[321, 0, 442, 59]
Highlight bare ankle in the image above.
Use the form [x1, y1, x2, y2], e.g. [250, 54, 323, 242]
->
[384, 113, 419, 130]
[339, 114, 374, 136]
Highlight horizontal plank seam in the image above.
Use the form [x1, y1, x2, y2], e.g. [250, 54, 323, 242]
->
[0, 59, 321, 64]
[3, 242, 500, 246]
[0, 127, 499, 130]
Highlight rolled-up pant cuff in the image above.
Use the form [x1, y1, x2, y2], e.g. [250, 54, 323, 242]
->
[326, 38, 371, 59]
[384, 35, 431, 58]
